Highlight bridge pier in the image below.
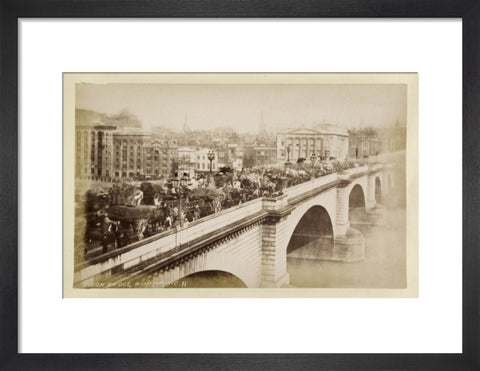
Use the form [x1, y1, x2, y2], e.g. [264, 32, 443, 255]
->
[365, 204, 387, 225]
[260, 195, 293, 287]
[349, 204, 387, 227]
[331, 177, 366, 262]
[333, 227, 365, 262]
[367, 174, 377, 209]
[353, 172, 387, 226]
[261, 218, 291, 287]
[335, 180, 350, 236]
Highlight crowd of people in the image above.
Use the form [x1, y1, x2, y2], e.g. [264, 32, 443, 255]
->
[79, 159, 366, 259]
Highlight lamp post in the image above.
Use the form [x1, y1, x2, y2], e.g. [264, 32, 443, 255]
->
[207, 150, 215, 173]
[285, 144, 292, 167]
[310, 153, 317, 178]
[207, 150, 215, 187]
[171, 172, 190, 228]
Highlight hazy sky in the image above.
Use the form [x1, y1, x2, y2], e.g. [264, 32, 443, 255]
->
[76, 83, 407, 133]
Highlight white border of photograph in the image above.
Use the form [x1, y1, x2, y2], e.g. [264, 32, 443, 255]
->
[19, 19, 462, 353]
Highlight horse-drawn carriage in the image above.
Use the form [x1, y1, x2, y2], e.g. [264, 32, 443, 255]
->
[80, 181, 228, 261]
[81, 183, 166, 258]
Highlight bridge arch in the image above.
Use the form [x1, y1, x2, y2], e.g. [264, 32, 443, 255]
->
[138, 250, 259, 288]
[286, 205, 334, 255]
[167, 270, 247, 288]
[349, 183, 366, 211]
[284, 187, 338, 244]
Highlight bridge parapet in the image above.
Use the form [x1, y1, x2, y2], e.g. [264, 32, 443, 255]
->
[175, 197, 264, 245]
[368, 163, 383, 172]
[74, 197, 265, 287]
[343, 165, 369, 176]
[263, 193, 289, 211]
[285, 173, 338, 201]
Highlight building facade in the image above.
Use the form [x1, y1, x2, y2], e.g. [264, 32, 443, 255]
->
[276, 125, 349, 163]
[177, 147, 196, 178]
[76, 125, 117, 179]
[348, 135, 382, 158]
[194, 148, 218, 174]
[75, 124, 177, 180]
[380, 127, 407, 153]
[243, 145, 277, 168]
[215, 143, 244, 171]
[348, 126, 406, 159]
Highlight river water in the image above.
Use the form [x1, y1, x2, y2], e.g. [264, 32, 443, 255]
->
[287, 207, 406, 288]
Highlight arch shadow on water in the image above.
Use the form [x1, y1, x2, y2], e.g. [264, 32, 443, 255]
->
[287, 205, 334, 256]
[375, 176, 382, 203]
[287, 205, 333, 254]
[349, 184, 366, 211]
[348, 183, 368, 226]
[166, 270, 247, 288]
[286, 205, 335, 287]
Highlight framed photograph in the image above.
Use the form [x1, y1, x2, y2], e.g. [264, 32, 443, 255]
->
[64, 72, 418, 299]
[1, 1, 477, 370]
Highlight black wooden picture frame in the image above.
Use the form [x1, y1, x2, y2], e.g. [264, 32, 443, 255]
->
[1, 1, 478, 369]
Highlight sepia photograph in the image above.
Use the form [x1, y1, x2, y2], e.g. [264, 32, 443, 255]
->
[63, 73, 418, 297]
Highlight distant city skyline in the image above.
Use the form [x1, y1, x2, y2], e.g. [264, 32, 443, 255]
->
[76, 83, 407, 134]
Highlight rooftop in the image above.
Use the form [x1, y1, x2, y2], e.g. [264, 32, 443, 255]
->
[278, 124, 348, 137]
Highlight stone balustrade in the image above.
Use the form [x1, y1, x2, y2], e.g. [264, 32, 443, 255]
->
[284, 173, 338, 200]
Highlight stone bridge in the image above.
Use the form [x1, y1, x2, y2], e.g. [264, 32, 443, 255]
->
[74, 164, 394, 289]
